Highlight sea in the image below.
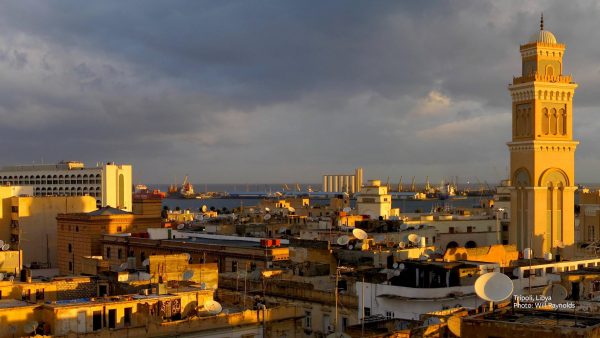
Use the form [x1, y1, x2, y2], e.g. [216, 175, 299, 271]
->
[151, 184, 490, 213]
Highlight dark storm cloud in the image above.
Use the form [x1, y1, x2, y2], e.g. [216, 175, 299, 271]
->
[0, 1, 599, 183]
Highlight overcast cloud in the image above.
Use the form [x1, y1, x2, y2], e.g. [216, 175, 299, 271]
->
[0, 1, 599, 184]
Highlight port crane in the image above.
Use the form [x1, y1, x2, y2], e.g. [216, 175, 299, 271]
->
[398, 176, 403, 192]
[410, 176, 416, 192]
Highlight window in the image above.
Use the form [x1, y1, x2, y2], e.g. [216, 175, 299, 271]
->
[304, 311, 312, 329]
[141, 252, 146, 263]
[75, 226, 79, 232]
[68, 244, 72, 253]
[364, 307, 371, 317]
[118, 249, 122, 260]
[117, 226, 122, 232]
[124, 307, 132, 327]
[36, 289, 45, 300]
[593, 281, 600, 292]
[106, 247, 111, 259]
[108, 309, 116, 329]
[93, 311, 102, 331]
[69, 261, 73, 271]
[22, 289, 31, 301]
[0, 290, 2, 299]
[232, 260, 238, 272]
[449, 227, 455, 234]
[342, 317, 348, 331]
[11, 206, 18, 213]
[386, 311, 394, 319]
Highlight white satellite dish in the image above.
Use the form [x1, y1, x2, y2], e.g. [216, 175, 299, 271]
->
[408, 234, 419, 244]
[544, 252, 553, 261]
[418, 254, 429, 261]
[8, 276, 14, 282]
[352, 228, 368, 240]
[398, 242, 406, 249]
[400, 224, 408, 231]
[138, 272, 152, 281]
[1, 244, 9, 251]
[342, 207, 352, 213]
[263, 214, 272, 221]
[203, 300, 223, 315]
[393, 270, 401, 276]
[523, 248, 532, 260]
[0, 240, 4, 247]
[392, 262, 399, 269]
[182, 270, 194, 281]
[177, 223, 185, 230]
[201, 205, 208, 212]
[23, 321, 38, 334]
[474, 272, 514, 302]
[288, 207, 296, 213]
[398, 263, 405, 270]
[0, 273, 4, 281]
[142, 259, 150, 267]
[249, 208, 255, 213]
[542, 284, 568, 301]
[183, 253, 191, 261]
[118, 263, 128, 271]
[265, 207, 270, 212]
[337, 236, 350, 246]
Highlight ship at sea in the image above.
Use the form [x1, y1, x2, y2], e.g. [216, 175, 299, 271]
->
[133, 184, 166, 200]
[168, 176, 196, 199]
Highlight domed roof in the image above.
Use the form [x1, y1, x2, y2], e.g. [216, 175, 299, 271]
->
[530, 30, 557, 44]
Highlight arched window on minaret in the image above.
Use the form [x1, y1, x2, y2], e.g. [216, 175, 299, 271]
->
[550, 108, 558, 135]
[542, 108, 549, 135]
[560, 108, 567, 135]
[546, 65, 554, 77]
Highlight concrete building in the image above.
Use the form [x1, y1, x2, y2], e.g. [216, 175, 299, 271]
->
[356, 180, 399, 220]
[0, 161, 133, 211]
[322, 167, 363, 194]
[56, 207, 162, 275]
[508, 20, 578, 258]
[579, 190, 600, 243]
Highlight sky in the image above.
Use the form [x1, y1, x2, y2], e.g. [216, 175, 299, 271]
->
[1, 1, 600, 185]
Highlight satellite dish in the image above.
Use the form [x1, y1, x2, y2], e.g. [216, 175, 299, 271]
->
[23, 321, 38, 334]
[200, 282, 207, 290]
[434, 248, 445, 255]
[393, 270, 401, 276]
[182, 270, 194, 281]
[418, 254, 429, 261]
[0, 273, 4, 281]
[203, 300, 223, 315]
[201, 205, 208, 212]
[425, 249, 435, 256]
[408, 234, 419, 244]
[512, 268, 521, 277]
[447, 316, 462, 337]
[542, 284, 568, 301]
[352, 228, 368, 240]
[347, 244, 354, 250]
[343, 207, 352, 213]
[337, 236, 350, 246]
[400, 224, 408, 231]
[398, 242, 406, 249]
[1, 244, 9, 251]
[544, 252, 553, 261]
[142, 259, 150, 267]
[0, 240, 4, 247]
[398, 263, 405, 270]
[177, 223, 185, 230]
[8, 276, 14, 282]
[138, 272, 151, 281]
[118, 263, 128, 271]
[523, 248, 532, 260]
[392, 262, 399, 269]
[183, 253, 191, 261]
[265, 207, 270, 212]
[474, 272, 514, 302]
[249, 208, 255, 213]
[263, 214, 272, 221]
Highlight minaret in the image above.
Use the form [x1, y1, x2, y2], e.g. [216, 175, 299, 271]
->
[508, 16, 578, 258]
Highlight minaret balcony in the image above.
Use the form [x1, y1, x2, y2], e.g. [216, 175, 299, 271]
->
[513, 72, 572, 85]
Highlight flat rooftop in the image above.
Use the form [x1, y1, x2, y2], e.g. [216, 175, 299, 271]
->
[169, 237, 273, 248]
[469, 309, 600, 328]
